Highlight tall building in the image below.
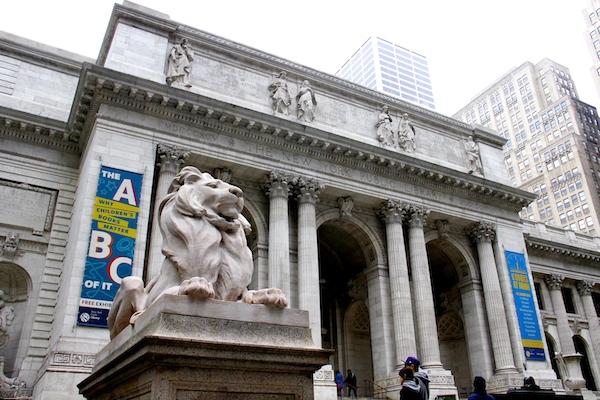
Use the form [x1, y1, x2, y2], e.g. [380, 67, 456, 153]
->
[335, 37, 435, 110]
[454, 59, 600, 236]
[584, 0, 600, 98]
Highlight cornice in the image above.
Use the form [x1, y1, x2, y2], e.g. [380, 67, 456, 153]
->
[0, 106, 78, 153]
[69, 64, 535, 212]
[0, 31, 91, 75]
[525, 233, 600, 263]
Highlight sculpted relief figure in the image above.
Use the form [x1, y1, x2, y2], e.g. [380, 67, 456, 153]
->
[108, 167, 288, 339]
[296, 80, 317, 122]
[397, 113, 416, 152]
[376, 106, 395, 147]
[166, 38, 194, 88]
[464, 136, 483, 174]
[375, 108, 417, 152]
[268, 71, 292, 115]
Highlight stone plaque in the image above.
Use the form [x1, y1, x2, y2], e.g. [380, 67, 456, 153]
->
[0, 181, 55, 234]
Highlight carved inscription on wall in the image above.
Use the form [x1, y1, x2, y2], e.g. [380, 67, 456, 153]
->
[0, 181, 56, 234]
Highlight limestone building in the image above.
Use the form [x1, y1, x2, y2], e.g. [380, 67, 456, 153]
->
[454, 60, 600, 238]
[0, 2, 599, 399]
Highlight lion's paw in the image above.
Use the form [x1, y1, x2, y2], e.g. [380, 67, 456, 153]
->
[178, 277, 215, 299]
[242, 288, 288, 308]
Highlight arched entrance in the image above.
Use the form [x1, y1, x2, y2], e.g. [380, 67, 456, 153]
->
[545, 332, 561, 379]
[317, 218, 376, 395]
[426, 238, 472, 397]
[0, 262, 32, 377]
[573, 335, 597, 391]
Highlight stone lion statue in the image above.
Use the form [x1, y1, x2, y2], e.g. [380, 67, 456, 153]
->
[108, 166, 287, 339]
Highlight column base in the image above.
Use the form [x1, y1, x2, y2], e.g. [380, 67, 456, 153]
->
[313, 365, 337, 400]
[373, 366, 459, 400]
[486, 370, 523, 393]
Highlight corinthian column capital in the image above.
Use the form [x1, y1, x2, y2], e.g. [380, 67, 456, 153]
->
[378, 199, 405, 224]
[264, 171, 292, 199]
[544, 274, 565, 291]
[577, 280, 595, 296]
[467, 221, 496, 243]
[157, 143, 190, 173]
[406, 205, 430, 228]
[294, 177, 323, 204]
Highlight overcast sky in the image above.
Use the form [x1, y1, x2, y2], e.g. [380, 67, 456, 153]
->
[2, 0, 598, 116]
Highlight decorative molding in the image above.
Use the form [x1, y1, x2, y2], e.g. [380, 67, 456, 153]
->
[263, 171, 293, 199]
[435, 219, 450, 240]
[294, 176, 323, 204]
[405, 204, 430, 228]
[467, 221, 496, 243]
[313, 369, 334, 382]
[525, 235, 600, 263]
[69, 67, 535, 213]
[47, 351, 96, 373]
[156, 143, 190, 174]
[544, 274, 564, 291]
[576, 280, 595, 296]
[377, 199, 404, 225]
[212, 167, 232, 183]
[337, 196, 353, 218]
[0, 233, 20, 258]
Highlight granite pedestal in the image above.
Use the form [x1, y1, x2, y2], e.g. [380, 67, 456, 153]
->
[78, 295, 331, 400]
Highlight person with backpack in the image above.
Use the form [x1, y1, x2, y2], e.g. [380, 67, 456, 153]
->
[404, 356, 429, 400]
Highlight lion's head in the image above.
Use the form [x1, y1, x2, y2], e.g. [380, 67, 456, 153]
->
[160, 166, 250, 234]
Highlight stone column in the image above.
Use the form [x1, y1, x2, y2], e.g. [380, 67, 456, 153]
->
[406, 205, 442, 369]
[264, 171, 292, 301]
[545, 274, 586, 392]
[146, 144, 189, 281]
[468, 222, 516, 372]
[545, 274, 576, 354]
[295, 177, 323, 347]
[577, 281, 600, 365]
[378, 200, 416, 368]
[366, 265, 395, 379]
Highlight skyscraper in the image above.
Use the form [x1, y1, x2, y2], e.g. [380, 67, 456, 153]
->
[584, 0, 600, 98]
[454, 59, 600, 236]
[335, 37, 435, 110]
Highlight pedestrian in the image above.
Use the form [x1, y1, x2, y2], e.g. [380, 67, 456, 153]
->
[467, 376, 495, 400]
[335, 370, 345, 397]
[345, 369, 357, 398]
[404, 356, 429, 400]
[398, 367, 424, 400]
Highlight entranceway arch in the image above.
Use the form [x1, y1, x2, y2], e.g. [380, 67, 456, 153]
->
[316, 210, 385, 396]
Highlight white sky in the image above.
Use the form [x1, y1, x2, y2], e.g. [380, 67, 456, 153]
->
[2, 0, 598, 116]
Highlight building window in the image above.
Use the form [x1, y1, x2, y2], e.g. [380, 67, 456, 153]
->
[561, 287, 576, 314]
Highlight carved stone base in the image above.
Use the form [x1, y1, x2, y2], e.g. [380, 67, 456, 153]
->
[78, 295, 331, 399]
[486, 370, 523, 393]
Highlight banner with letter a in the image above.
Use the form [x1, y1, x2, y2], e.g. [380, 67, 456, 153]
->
[505, 250, 546, 361]
[77, 165, 143, 328]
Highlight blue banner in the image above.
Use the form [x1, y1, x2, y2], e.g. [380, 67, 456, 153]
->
[77, 166, 143, 328]
[505, 250, 546, 361]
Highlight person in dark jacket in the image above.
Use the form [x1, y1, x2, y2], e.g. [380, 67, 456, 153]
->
[404, 356, 429, 400]
[399, 367, 424, 400]
[467, 376, 495, 400]
[345, 369, 357, 398]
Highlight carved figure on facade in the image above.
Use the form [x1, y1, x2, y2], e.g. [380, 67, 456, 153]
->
[296, 80, 317, 122]
[397, 113, 416, 152]
[464, 136, 483, 175]
[435, 220, 450, 240]
[0, 233, 19, 258]
[212, 167, 232, 184]
[467, 221, 496, 243]
[0, 292, 14, 348]
[375, 108, 416, 152]
[166, 38, 194, 88]
[268, 71, 292, 115]
[375, 106, 395, 147]
[108, 167, 288, 339]
[337, 197, 354, 218]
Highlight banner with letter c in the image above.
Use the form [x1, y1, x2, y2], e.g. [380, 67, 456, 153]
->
[505, 250, 546, 361]
[77, 165, 143, 328]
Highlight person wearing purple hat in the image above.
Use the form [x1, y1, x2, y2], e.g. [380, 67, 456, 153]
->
[404, 356, 429, 400]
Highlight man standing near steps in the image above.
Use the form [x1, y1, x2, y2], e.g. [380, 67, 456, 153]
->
[405, 357, 429, 400]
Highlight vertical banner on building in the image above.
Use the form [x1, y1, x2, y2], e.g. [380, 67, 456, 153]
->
[505, 250, 546, 361]
[77, 165, 143, 328]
